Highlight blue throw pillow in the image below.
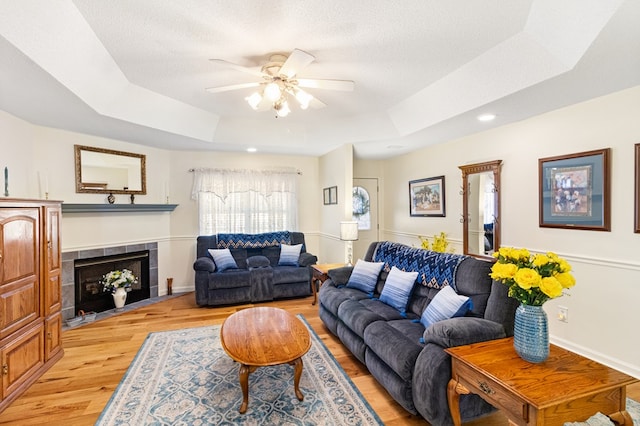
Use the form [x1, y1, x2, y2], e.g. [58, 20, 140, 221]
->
[379, 266, 418, 316]
[420, 285, 473, 329]
[278, 244, 302, 266]
[208, 248, 238, 272]
[346, 260, 384, 295]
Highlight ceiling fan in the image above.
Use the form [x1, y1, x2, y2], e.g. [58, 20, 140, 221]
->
[206, 49, 354, 117]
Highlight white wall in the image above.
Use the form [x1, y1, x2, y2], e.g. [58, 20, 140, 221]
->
[381, 85, 640, 377]
[318, 144, 353, 263]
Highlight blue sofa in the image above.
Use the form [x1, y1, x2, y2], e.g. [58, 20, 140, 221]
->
[193, 231, 317, 306]
[318, 241, 518, 425]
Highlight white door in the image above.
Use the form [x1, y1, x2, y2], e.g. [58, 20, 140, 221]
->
[352, 178, 379, 262]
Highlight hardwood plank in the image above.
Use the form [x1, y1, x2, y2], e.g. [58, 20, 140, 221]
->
[0, 292, 637, 425]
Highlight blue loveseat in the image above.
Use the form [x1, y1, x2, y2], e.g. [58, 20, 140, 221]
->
[193, 231, 317, 306]
[319, 241, 518, 425]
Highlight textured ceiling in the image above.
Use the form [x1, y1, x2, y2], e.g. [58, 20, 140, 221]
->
[1, 0, 639, 159]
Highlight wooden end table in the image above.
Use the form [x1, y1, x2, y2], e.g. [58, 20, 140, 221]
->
[445, 338, 638, 426]
[220, 307, 311, 413]
[311, 263, 346, 305]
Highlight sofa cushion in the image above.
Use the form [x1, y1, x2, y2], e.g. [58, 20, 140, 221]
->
[337, 299, 386, 338]
[346, 260, 384, 295]
[208, 248, 238, 272]
[208, 270, 251, 289]
[452, 257, 493, 317]
[279, 244, 302, 266]
[422, 317, 507, 348]
[246, 255, 271, 268]
[298, 252, 318, 267]
[272, 265, 310, 285]
[364, 319, 425, 382]
[319, 282, 369, 316]
[328, 266, 354, 286]
[420, 285, 473, 329]
[379, 267, 418, 316]
[358, 298, 413, 321]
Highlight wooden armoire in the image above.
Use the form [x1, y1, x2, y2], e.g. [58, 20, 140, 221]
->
[0, 199, 63, 413]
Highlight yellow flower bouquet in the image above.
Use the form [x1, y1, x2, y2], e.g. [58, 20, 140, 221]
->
[490, 247, 575, 306]
[418, 232, 453, 253]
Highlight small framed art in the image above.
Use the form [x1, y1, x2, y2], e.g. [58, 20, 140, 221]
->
[409, 176, 445, 217]
[323, 186, 338, 205]
[635, 143, 640, 233]
[538, 148, 610, 231]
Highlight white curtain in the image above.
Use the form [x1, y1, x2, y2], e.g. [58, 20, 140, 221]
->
[192, 168, 298, 235]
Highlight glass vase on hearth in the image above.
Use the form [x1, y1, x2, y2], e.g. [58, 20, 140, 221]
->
[513, 303, 549, 363]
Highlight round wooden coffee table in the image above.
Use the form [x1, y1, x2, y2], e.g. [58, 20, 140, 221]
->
[220, 307, 311, 413]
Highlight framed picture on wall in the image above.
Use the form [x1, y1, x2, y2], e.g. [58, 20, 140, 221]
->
[538, 148, 610, 231]
[323, 186, 338, 205]
[635, 143, 640, 233]
[409, 176, 445, 217]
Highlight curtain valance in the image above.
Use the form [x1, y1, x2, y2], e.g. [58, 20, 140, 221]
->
[191, 168, 298, 201]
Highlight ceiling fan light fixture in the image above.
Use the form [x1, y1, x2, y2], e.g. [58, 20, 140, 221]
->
[275, 99, 291, 117]
[264, 82, 282, 102]
[245, 92, 262, 110]
[295, 89, 313, 110]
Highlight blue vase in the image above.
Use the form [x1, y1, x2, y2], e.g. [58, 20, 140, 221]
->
[513, 304, 549, 363]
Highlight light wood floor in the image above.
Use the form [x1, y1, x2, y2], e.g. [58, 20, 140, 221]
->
[0, 293, 637, 425]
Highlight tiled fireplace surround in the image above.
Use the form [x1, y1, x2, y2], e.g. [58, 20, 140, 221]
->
[61, 242, 159, 320]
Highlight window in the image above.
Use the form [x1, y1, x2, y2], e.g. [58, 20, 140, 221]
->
[192, 169, 298, 235]
[352, 186, 371, 230]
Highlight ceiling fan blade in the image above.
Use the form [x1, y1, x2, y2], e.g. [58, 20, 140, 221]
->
[205, 82, 261, 93]
[297, 78, 354, 91]
[209, 59, 265, 78]
[309, 97, 327, 109]
[279, 49, 315, 79]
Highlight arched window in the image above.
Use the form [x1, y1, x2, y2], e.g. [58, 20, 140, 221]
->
[352, 186, 371, 230]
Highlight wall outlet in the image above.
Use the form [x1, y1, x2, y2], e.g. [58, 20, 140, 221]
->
[557, 306, 569, 323]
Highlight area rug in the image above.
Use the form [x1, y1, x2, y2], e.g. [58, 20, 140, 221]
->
[96, 316, 382, 425]
[565, 397, 640, 426]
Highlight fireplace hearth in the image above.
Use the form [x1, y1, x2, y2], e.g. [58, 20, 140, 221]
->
[74, 250, 150, 314]
[62, 242, 158, 320]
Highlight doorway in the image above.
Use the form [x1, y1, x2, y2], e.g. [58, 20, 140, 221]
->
[352, 178, 379, 261]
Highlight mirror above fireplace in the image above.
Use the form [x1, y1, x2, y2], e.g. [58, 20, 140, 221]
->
[74, 145, 146, 194]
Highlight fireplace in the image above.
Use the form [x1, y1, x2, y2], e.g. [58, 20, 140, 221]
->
[74, 250, 151, 314]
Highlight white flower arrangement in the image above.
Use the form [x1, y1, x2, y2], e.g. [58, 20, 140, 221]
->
[101, 269, 137, 294]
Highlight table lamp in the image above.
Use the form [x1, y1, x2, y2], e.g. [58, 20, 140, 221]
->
[340, 221, 359, 266]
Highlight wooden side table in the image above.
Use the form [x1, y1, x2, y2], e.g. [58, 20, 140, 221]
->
[445, 338, 637, 426]
[311, 263, 346, 305]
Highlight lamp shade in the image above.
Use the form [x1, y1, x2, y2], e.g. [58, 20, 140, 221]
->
[340, 221, 359, 241]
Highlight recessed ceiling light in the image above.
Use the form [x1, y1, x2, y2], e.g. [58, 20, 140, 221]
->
[247, 147, 257, 153]
[477, 113, 496, 122]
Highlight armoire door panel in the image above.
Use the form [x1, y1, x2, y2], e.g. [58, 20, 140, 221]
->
[0, 279, 39, 339]
[1, 322, 45, 398]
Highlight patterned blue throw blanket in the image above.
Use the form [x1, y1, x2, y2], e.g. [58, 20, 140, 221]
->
[216, 231, 291, 249]
[373, 241, 467, 289]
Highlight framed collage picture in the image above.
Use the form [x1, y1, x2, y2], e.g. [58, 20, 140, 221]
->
[538, 148, 610, 231]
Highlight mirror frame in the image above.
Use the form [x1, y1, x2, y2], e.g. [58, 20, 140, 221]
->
[459, 160, 502, 259]
[74, 145, 147, 195]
